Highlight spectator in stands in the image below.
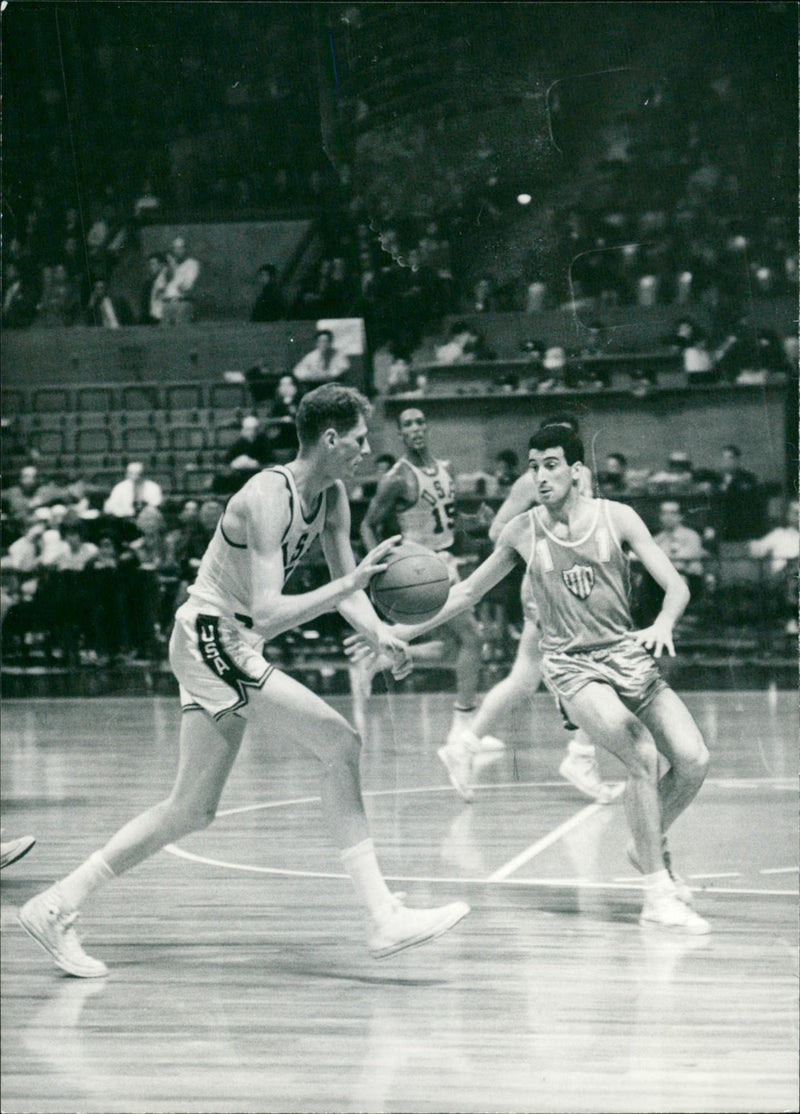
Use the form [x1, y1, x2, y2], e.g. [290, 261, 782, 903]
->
[292, 328, 350, 384]
[492, 450, 519, 497]
[748, 498, 799, 635]
[267, 374, 301, 457]
[46, 518, 99, 572]
[470, 275, 497, 314]
[250, 263, 286, 322]
[654, 501, 707, 582]
[435, 321, 479, 365]
[2, 263, 35, 328]
[597, 452, 629, 495]
[103, 462, 163, 519]
[225, 415, 273, 473]
[716, 444, 762, 541]
[2, 516, 46, 574]
[85, 533, 126, 663]
[86, 279, 134, 328]
[682, 329, 717, 385]
[140, 253, 168, 325]
[2, 466, 65, 530]
[647, 451, 696, 491]
[122, 506, 169, 659]
[161, 235, 200, 324]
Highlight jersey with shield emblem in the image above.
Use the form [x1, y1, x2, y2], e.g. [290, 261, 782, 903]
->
[524, 499, 633, 653]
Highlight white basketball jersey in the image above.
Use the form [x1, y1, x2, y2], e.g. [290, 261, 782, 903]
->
[392, 458, 456, 552]
[188, 465, 327, 624]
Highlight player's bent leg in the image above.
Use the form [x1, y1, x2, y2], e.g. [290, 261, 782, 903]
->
[19, 709, 245, 978]
[563, 683, 663, 873]
[102, 708, 246, 875]
[468, 620, 541, 749]
[249, 669, 471, 956]
[638, 686, 710, 834]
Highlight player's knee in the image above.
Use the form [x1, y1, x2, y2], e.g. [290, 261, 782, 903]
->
[321, 720, 362, 771]
[677, 731, 710, 785]
[622, 719, 658, 779]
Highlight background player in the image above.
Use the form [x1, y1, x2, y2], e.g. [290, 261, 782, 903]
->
[348, 424, 710, 934]
[452, 414, 615, 803]
[359, 406, 485, 748]
[18, 385, 469, 977]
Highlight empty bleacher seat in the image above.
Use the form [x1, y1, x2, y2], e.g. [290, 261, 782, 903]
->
[209, 383, 249, 411]
[75, 427, 113, 455]
[180, 465, 218, 495]
[122, 425, 161, 454]
[33, 387, 71, 414]
[168, 425, 207, 452]
[121, 384, 159, 412]
[76, 386, 115, 414]
[1, 390, 26, 416]
[30, 428, 66, 457]
[165, 384, 205, 413]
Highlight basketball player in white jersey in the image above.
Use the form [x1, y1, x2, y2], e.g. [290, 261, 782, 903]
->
[453, 414, 615, 804]
[349, 425, 710, 933]
[19, 385, 469, 977]
[359, 407, 484, 748]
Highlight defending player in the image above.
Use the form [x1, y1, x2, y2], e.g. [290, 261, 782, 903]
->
[359, 406, 485, 748]
[348, 424, 710, 933]
[452, 415, 615, 804]
[19, 385, 469, 977]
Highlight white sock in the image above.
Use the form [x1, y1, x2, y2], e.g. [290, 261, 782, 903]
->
[451, 705, 476, 731]
[56, 851, 116, 911]
[642, 868, 674, 901]
[340, 838, 394, 923]
[456, 728, 481, 753]
[567, 735, 595, 758]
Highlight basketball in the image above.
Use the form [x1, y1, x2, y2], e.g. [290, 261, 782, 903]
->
[370, 541, 451, 624]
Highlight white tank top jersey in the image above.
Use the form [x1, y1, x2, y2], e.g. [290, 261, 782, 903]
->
[525, 499, 633, 653]
[188, 465, 327, 624]
[391, 457, 456, 552]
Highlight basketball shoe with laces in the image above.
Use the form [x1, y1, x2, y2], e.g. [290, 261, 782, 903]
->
[558, 750, 615, 804]
[18, 888, 108, 978]
[1, 836, 36, 869]
[438, 736, 475, 803]
[639, 891, 710, 935]
[628, 839, 694, 907]
[368, 894, 470, 959]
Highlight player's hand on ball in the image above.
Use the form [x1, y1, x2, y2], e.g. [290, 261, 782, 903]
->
[351, 535, 403, 592]
[378, 628, 413, 680]
[344, 631, 378, 664]
[631, 618, 675, 658]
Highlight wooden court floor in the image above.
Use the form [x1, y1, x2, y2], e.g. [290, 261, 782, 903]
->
[1, 688, 798, 1114]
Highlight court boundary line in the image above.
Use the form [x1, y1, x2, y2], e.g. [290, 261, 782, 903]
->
[163, 845, 798, 898]
[215, 775, 795, 818]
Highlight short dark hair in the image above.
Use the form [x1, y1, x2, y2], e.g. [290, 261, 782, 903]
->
[722, 444, 741, 458]
[315, 328, 334, 341]
[295, 384, 371, 447]
[496, 449, 518, 469]
[539, 412, 580, 435]
[529, 426, 584, 465]
[607, 452, 627, 467]
[397, 406, 426, 428]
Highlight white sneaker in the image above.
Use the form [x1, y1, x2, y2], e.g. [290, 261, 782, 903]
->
[1, 836, 36, 869]
[18, 889, 108, 978]
[559, 751, 615, 804]
[640, 892, 710, 935]
[628, 841, 694, 907]
[368, 896, 470, 959]
[474, 735, 506, 753]
[438, 740, 475, 803]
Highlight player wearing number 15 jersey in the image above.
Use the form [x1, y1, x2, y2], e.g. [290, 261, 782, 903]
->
[360, 407, 483, 749]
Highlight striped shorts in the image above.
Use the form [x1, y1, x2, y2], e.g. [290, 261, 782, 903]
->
[169, 602, 274, 721]
[540, 638, 668, 718]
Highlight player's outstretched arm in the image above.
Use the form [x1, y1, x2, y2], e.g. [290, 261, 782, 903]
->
[359, 470, 406, 550]
[247, 475, 401, 642]
[612, 501, 691, 658]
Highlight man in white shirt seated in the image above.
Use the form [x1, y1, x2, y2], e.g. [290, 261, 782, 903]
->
[162, 236, 200, 324]
[292, 329, 350, 383]
[103, 462, 163, 519]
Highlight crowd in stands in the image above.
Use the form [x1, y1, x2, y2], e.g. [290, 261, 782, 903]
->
[2, 423, 796, 669]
